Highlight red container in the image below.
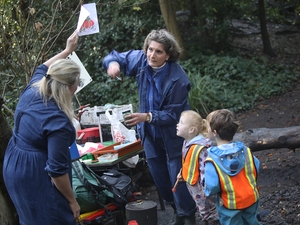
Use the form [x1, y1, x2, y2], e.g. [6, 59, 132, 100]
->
[77, 127, 100, 144]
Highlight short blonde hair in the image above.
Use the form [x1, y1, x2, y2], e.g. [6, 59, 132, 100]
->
[181, 110, 207, 136]
[33, 59, 80, 122]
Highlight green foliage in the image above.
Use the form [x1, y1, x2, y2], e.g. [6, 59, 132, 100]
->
[181, 54, 300, 117]
[1, 0, 161, 124]
[75, 1, 163, 109]
[265, 6, 285, 23]
[2, 0, 300, 128]
[1, 0, 81, 126]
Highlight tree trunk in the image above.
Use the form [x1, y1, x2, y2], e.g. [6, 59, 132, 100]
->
[158, 0, 188, 60]
[0, 98, 19, 224]
[233, 126, 300, 152]
[258, 0, 276, 57]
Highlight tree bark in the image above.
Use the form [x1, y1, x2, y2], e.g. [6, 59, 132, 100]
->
[233, 126, 300, 152]
[0, 98, 19, 224]
[258, 0, 276, 57]
[158, 0, 188, 60]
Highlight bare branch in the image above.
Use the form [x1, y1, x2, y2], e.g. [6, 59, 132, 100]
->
[2, 104, 14, 117]
[32, 0, 83, 75]
[21, 0, 35, 80]
[0, 72, 16, 99]
[3, 57, 27, 86]
[95, 0, 150, 8]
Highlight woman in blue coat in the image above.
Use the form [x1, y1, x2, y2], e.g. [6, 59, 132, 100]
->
[103, 29, 196, 225]
[3, 30, 81, 225]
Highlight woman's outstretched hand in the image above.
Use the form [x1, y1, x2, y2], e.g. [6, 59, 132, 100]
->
[65, 30, 79, 54]
[43, 30, 79, 67]
[107, 62, 121, 79]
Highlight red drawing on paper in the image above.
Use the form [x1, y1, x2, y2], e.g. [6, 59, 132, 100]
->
[80, 17, 95, 32]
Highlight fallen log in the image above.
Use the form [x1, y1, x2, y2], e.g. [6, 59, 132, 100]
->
[233, 126, 300, 151]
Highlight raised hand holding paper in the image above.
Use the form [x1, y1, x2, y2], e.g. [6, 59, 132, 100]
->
[67, 52, 93, 94]
[77, 3, 99, 36]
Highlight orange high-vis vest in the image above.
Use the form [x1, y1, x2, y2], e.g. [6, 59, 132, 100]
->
[182, 145, 205, 185]
[206, 147, 259, 209]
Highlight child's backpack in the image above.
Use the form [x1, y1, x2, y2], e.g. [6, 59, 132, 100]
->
[72, 160, 135, 214]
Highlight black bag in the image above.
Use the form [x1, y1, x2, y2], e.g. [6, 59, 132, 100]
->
[72, 161, 134, 213]
[99, 168, 134, 206]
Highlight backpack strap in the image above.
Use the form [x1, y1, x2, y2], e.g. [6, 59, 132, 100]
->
[72, 160, 112, 218]
[81, 163, 129, 206]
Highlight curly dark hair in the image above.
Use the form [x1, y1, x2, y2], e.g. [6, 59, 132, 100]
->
[142, 29, 181, 61]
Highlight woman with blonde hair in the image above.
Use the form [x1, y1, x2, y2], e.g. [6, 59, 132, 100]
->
[3, 30, 81, 225]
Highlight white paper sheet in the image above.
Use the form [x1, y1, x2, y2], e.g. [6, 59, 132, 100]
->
[67, 52, 93, 94]
[77, 3, 99, 36]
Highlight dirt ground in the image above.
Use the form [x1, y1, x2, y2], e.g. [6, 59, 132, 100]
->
[134, 21, 300, 225]
[235, 83, 300, 225]
[230, 21, 300, 225]
[230, 19, 300, 68]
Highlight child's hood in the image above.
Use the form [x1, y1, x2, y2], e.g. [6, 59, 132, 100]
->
[183, 135, 211, 156]
[207, 141, 246, 176]
[184, 135, 211, 148]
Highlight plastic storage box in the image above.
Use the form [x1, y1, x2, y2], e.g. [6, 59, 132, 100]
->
[77, 127, 100, 144]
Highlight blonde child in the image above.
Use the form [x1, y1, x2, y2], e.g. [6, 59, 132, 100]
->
[176, 110, 219, 225]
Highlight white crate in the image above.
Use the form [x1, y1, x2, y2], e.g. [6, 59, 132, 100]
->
[80, 104, 133, 126]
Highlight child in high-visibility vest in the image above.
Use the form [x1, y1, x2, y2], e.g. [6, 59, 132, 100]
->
[204, 109, 261, 225]
[176, 110, 219, 225]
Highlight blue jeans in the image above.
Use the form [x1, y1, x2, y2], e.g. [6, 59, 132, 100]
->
[143, 136, 196, 217]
